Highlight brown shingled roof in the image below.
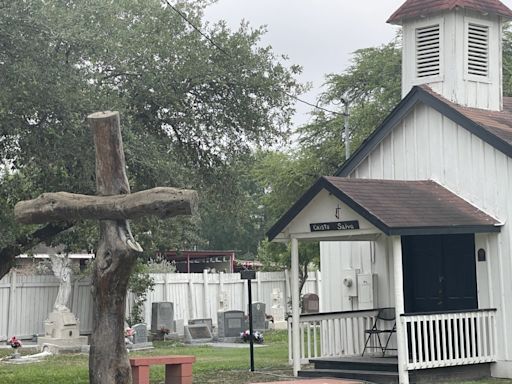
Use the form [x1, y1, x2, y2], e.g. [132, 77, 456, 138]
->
[420, 85, 512, 146]
[266, 176, 500, 240]
[323, 177, 499, 233]
[387, 0, 512, 24]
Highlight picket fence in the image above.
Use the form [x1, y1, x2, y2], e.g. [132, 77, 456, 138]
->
[0, 270, 321, 340]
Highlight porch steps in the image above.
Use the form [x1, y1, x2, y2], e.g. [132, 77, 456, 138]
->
[299, 357, 399, 384]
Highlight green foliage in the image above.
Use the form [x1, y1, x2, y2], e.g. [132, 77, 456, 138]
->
[504, 26, 512, 97]
[250, 40, 402, 276]
[298, 37, 402, 171]
[0, 0, 302, 273]
[127, 260, 155, 326]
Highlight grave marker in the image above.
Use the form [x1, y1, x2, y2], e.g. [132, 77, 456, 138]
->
[218, 310, 245, 339]
[127, 323, 153, 351]
[184, 324, 213, 344]
[251, 302, 266, 331]
[302, 293, 320, 314]
[151, 302, 175, 333]
[188, 318, 213, 333]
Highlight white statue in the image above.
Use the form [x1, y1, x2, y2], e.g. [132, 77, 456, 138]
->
[50, 254, 72, 312]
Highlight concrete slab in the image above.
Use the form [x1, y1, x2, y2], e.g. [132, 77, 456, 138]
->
[252, 380, 360, 384]
[187, 342, 267, 348]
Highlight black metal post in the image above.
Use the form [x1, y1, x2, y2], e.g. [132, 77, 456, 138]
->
[247, 278, 255, 372]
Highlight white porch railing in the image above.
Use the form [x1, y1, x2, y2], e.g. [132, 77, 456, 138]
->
[288, 309, 379, 364]
[402, 309, 497, 370]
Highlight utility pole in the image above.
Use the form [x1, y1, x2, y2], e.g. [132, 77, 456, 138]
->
[341, 97, 350, 160]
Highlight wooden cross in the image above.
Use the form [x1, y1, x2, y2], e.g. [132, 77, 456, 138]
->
[14, 111, 197, 384]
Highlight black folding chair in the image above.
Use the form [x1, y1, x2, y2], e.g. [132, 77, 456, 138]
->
[362, 307, 397, 356]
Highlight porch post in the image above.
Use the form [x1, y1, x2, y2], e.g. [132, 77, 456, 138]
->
[291, 237, 301, 376]
[392, 236, 409, 384]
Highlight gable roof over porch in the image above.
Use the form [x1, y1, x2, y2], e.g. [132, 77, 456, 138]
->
[267, 177, 501, 241]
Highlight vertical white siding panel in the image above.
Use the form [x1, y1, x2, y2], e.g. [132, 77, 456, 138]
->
[441, 116, 458, 185]
[382, 135, 394, 179]
[403, 117, 416, 179]
[393, 122, 406, 179]
[455, 126, 472, 193]
[474, 234, 490, 308]
[357, 158, 370, 179]
[483, 146, 498, 215]
[415, 105, 430, 178]
[428, 110, 444, 181]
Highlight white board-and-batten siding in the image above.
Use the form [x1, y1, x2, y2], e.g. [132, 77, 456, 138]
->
[344, 102, 512, 369]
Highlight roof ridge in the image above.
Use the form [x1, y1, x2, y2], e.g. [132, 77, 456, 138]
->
[387, 0, 512, 24]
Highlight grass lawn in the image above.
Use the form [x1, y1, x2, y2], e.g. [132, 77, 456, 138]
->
[0, 330, 294, 384]
[1, 330, 512, 384]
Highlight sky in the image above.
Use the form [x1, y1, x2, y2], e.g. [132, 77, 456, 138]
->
[203, 0, 406, 128]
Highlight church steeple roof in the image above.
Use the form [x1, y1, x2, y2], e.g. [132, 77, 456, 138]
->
[387, 0, 512, 24]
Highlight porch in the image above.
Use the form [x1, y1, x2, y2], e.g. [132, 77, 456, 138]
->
[291, 308, 496, 382]
[266, 178, 502, 384]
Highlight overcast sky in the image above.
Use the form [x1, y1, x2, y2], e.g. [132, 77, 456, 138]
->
[203, 0, 405, 127]
[204, 0, 512, 128]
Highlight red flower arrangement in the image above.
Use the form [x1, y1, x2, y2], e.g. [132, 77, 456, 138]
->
[7, 336, 22, 349]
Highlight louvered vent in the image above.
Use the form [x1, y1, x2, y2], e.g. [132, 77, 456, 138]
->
[467, 23, 489, 77]
[416, 25, 440, 78]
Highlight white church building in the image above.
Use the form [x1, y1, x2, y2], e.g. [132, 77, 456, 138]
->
[268, 0, 512, 383]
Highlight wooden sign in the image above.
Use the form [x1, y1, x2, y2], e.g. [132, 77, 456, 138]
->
[240, 270, 256, 280]
[310, 220, 360, 232]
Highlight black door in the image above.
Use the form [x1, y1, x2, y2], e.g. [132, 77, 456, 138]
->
[402, 234, 477, 313]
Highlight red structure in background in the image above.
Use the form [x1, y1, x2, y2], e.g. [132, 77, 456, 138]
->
[158, 250, 263, 274]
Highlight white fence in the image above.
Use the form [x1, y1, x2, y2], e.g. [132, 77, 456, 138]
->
[402, 309, 497, 370]
[136, 270, 321, 327]
[0, 270, 322, 340]
[290, 309, 379, 364]
[0, 271, 94, 339]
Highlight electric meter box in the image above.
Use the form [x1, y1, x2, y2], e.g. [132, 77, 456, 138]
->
[341, 269, 357, 297]
[357, 273, 377, 309]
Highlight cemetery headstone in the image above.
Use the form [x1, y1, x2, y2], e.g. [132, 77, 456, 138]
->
[217, 310, 246, 340]
[251, 302, 267, 331]
[302, 293, 320, 314]
[132, 323, 148, 344]
[184, 324, 213, 344]
[188, 318, 213, 333]
[151, 302, 175, 333]
[173, 319, 185, 337]
[127, 323, 154, 351]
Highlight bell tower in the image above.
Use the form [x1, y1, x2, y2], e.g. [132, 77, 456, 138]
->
[388, 0, 512, 111]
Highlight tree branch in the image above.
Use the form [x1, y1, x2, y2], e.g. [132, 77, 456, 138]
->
[15, 187, 198, 224]
[0, 222, 73, 280]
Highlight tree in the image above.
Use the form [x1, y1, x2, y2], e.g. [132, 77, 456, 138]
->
[250, 151, 320, 291]
[0, 0, 302, 280]
[298, 38, 402, 169]
[251, 39, 402, 283]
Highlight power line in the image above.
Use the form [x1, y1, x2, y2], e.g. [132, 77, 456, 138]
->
[165, 0, 346, 117]
[164, 0, 230, 57]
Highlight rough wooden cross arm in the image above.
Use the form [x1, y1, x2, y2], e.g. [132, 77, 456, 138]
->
[14, 187, 198, 224]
